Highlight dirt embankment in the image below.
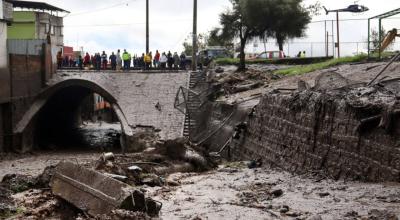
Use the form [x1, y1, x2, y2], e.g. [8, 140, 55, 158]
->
[213, 62, 400, 104]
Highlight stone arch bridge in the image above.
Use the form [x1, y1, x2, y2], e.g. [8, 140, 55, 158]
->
[13, 70, 189, 152]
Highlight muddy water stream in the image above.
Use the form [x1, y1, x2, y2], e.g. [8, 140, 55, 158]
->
[147, 163, 400, 220]
[0, 122, 121, 179]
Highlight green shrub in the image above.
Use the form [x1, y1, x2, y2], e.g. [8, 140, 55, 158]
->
[274, 54, 368, 76]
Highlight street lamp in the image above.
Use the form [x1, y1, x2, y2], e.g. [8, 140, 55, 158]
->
[323, 4, 369, 58]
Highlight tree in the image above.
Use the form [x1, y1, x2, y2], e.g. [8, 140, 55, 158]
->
[182, 33, 208, 56]
[214, 0, 270, 71]
[214, 0, 313, 71]
[243, 0, 312, 51]
[207, 28, 234, 48]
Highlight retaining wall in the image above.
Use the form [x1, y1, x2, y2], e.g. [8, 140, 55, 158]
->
[233, 89, 400, 182]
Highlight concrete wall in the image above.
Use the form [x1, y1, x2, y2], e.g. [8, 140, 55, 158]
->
[0, 105, 3, 151]
[9, 54, 43, 128]
[37, 12, 63, 46]
[0, 0, 10, 103]
[37, 12, 63, 64]
[0, 21, 10, 104]
[7, 50, 47, 152]
[115, 73, 189, 140]
[0, 22, 7, 68]
[0, 0, 2, 19]
[233, 90, 400, 182]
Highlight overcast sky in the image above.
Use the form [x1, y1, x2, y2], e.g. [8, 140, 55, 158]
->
[38, 0, 400, 56]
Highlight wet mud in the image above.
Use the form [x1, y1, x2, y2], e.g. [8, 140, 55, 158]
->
[149, 162, 400, 220]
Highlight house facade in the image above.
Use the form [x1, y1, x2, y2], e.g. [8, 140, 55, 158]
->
[7, 0, 68, 63]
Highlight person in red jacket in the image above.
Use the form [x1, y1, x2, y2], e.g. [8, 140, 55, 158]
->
[154, 50, 160, 68]
[83, 52, 91, 67]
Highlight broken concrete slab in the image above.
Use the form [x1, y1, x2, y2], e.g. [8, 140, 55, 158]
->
[50, 161, 160, 216]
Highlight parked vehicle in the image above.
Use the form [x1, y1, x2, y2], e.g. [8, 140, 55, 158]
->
[235, 53, 258, 59]
[256, 51, 285, 59]
[185, 47, 232, 68]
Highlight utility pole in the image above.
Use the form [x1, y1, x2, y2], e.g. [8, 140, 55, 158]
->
[146, 0, 149, 54]
[326, 31, 329, 57]
[332, 20, 334, 57]
[324, 20, 328, 57]
[336, 12, 340, 58]
[192, 0, 197, 71]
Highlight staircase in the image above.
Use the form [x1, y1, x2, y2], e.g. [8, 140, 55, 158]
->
[183, 71, 206, 138]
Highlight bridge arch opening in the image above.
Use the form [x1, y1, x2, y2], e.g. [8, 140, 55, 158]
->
[15, 79, 130, 152]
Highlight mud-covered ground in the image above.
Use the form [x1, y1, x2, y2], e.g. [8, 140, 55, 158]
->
[1, 156, 400, 220]
[147, 162, 400, 220]
[217, 62, 400, 104]
[0, 152, 102, 180]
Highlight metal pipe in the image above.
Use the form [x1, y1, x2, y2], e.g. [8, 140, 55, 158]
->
[368, 18, 371, 58]
[326, 31, 329, 57]
[336, 11, 340, 58]
[324, 20, 327, 57]
[332, 20, 335, 57]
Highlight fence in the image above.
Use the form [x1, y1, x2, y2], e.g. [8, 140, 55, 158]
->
[251, 41, 400, 58]
[7, 39, 46, 56]
[249, 17, 400, 58]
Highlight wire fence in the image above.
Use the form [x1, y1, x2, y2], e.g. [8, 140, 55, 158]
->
[250, 17, 400, 58]
[251, 41, 400, 58]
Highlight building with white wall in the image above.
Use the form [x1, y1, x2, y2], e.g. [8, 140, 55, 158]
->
[0, 0, 12, 103]
[0, 0, 12, 69]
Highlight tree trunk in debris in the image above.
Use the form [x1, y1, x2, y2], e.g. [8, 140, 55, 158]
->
[239, 39, 246, 71]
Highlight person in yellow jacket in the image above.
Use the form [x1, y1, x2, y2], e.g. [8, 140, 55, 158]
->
[122, 49, 131, 71]
[144, 52, 152, 70]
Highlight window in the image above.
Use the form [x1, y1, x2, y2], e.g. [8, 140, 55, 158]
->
[45, 23, 50, 33]
[51, 25, 55, 35]
[60, 27, 63, 36]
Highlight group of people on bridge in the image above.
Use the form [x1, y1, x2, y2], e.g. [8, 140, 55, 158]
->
[57, 49, 189, 71]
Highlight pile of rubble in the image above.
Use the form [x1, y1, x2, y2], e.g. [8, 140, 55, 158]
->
[208, 65, 283, 97]
[0, 138, 213, 219]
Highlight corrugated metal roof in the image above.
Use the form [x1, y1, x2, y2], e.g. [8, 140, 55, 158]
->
[5, 0, 69, 13]
[7, 39, 46, 55]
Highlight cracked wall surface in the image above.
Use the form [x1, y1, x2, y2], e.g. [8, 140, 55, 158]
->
[233, 87, 400, 182]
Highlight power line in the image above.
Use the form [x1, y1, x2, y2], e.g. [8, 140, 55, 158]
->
[310, 17, 400, 24]
[64, 19, 193, 28]
[65, 0, 137, 17]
